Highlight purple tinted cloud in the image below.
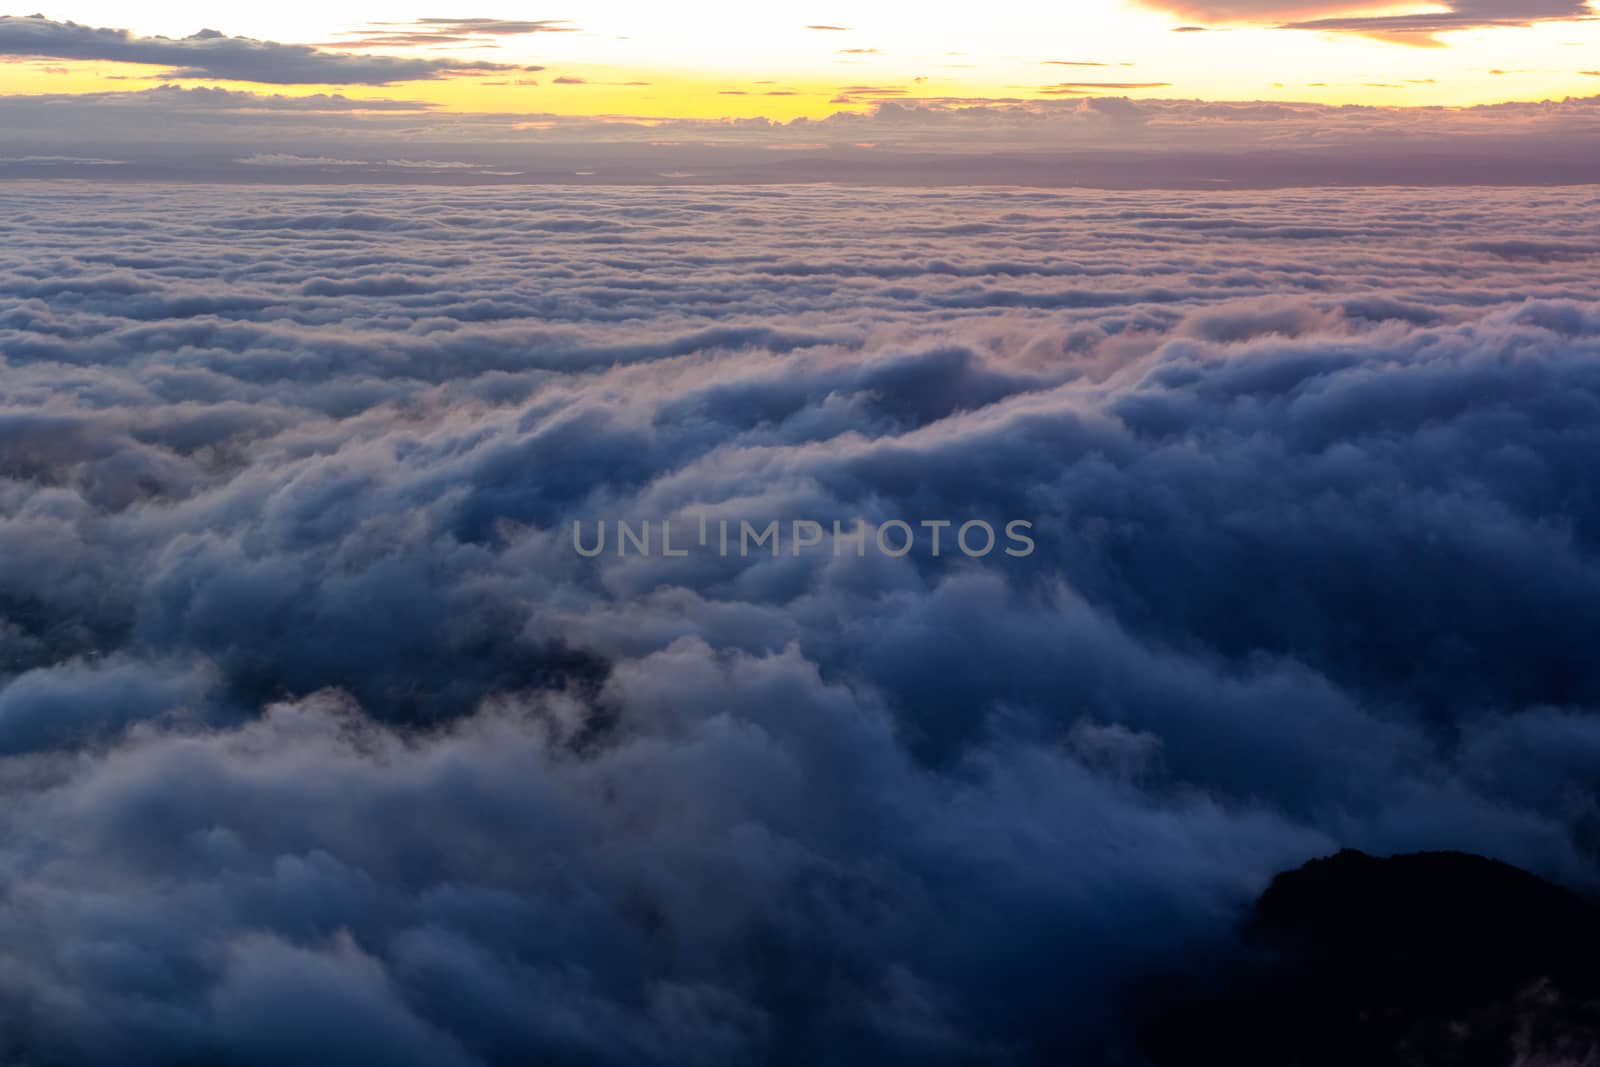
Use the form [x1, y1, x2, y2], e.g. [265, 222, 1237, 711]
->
[1283, 0, 1595, 44]
[1139, 0, 1595, 43]
[3, 86, 1600, 187]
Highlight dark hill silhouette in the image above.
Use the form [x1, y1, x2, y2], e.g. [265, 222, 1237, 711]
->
[1142, 850, 1600, 1067]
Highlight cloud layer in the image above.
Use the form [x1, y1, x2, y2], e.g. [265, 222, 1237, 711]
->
[3, 86, 1600, 186]
[1, 183, 1600, 1064]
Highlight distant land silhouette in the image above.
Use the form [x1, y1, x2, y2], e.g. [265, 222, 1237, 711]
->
[1143, 850, 1600, 1066]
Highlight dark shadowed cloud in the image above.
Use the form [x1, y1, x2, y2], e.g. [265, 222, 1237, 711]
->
[0, 15, 531, 84]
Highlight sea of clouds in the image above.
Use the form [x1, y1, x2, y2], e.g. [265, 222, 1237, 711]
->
[2, 181, 1599, 1065]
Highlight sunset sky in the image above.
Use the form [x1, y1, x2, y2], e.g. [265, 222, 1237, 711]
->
[2, 1, 1598, 119]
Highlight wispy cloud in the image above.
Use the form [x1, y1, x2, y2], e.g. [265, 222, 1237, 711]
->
[1139, 0, 1596, 45]
[400, 17, 579, 35]
[1039, 81, 1171, 94]
[334, 17, 580, 48]
[1283, 0, 1595, 45]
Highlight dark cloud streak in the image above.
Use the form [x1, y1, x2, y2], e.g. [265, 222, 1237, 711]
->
[0, 15, 530, 84]
[1138, 0, 1596, 44]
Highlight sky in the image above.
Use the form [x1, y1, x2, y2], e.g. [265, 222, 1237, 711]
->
[1, 1, 1599, 120]
[4, 6, 1600, 1066]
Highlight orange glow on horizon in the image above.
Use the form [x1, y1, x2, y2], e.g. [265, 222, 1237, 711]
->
[1, 2, 1597, 122]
